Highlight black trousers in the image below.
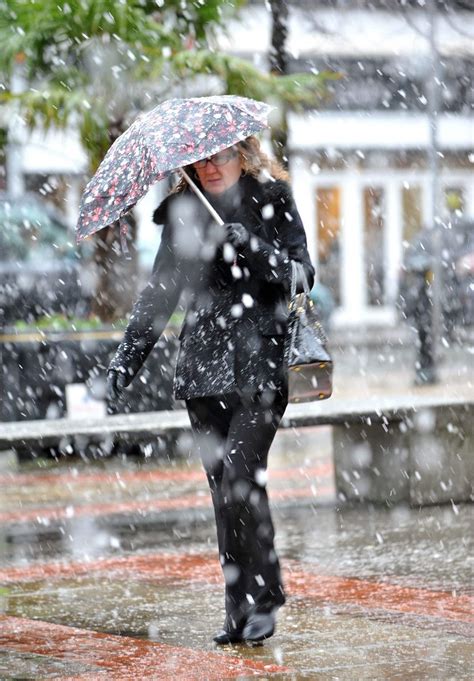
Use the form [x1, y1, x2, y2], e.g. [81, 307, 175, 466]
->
[186, 388, 288, 632]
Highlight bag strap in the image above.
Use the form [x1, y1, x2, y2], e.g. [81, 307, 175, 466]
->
[290, 260, 311, 305]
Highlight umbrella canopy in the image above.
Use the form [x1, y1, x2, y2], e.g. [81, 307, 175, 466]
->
[76, 95, 272, 243]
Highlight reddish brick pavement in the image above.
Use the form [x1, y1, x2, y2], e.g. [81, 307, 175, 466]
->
[0, 462, 333, 490]
[0, 462, 335, 526]
[0, 616, 287, 680]
[1, 550, 472, 678]
[1, 552, 472, 625]
[2, 449, 472, 677]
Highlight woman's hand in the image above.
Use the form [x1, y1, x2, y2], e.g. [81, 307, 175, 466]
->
[106, 369, 127, 404]
[225, 222, 250, 249]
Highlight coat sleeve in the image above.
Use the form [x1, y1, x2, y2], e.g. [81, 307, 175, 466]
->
[238, 182, 315, 293]
[108, 222, 183, 385]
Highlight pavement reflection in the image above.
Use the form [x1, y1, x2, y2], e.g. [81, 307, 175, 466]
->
[0, 427, 472, 679]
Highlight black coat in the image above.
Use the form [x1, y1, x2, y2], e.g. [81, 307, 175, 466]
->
[109, 174, 315, 400]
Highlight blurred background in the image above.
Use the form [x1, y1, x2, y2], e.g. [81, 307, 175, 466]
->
[0, 0, 472, 423]
[1, 7, 472, 677]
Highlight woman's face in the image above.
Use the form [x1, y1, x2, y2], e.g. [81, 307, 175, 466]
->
[193, 147, 242, 195]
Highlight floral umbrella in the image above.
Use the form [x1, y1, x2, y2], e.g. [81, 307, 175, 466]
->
[76, 95, 272, 245]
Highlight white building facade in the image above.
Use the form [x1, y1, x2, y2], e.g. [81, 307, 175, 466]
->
[218, 0, 474, 327]
[289, 112, 473, 327]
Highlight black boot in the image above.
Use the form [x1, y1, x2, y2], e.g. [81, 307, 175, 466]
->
[241, 585, 285, 644]
[242, 610, 276, 643]
[213, 612, 246, 645]
[213, 628, 244, 645]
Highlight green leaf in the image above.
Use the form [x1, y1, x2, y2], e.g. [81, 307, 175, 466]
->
[170, 49, 338, 108]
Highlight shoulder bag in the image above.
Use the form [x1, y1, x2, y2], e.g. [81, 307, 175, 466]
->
[285, 260, 333, 403]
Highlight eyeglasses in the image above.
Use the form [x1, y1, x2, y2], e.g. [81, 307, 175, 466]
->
[193, 148, 238, 169]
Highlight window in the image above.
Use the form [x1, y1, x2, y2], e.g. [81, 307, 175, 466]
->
[402, 185, 423, 243]
[316, 187, 341, 305]
[445, 187, 465, 216]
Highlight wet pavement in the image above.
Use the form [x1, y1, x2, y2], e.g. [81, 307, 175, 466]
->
[1, 355, 473, 679]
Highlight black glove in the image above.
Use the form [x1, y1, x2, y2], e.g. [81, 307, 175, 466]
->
[106, 369, 127, 405]
[225, 222, 250, 249]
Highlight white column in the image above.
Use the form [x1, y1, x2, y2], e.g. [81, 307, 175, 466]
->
[421, 175, 431, 227]
[384, 180, 403, 306]
[336, 172, 365, 325]
[290, 156, 317, 272]
[135, 184, 164, 268]
[6, 59, 26, 198]
[64, 179, 82, 231]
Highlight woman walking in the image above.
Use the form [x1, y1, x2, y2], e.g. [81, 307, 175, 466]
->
[107, 136, 314, 644]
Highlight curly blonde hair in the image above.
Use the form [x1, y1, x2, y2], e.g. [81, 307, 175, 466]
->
[171, 135, 288, 193]
[237, 136, 289, 181]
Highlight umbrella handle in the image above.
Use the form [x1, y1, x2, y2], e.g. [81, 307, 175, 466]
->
[179, 168, 224, 226]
